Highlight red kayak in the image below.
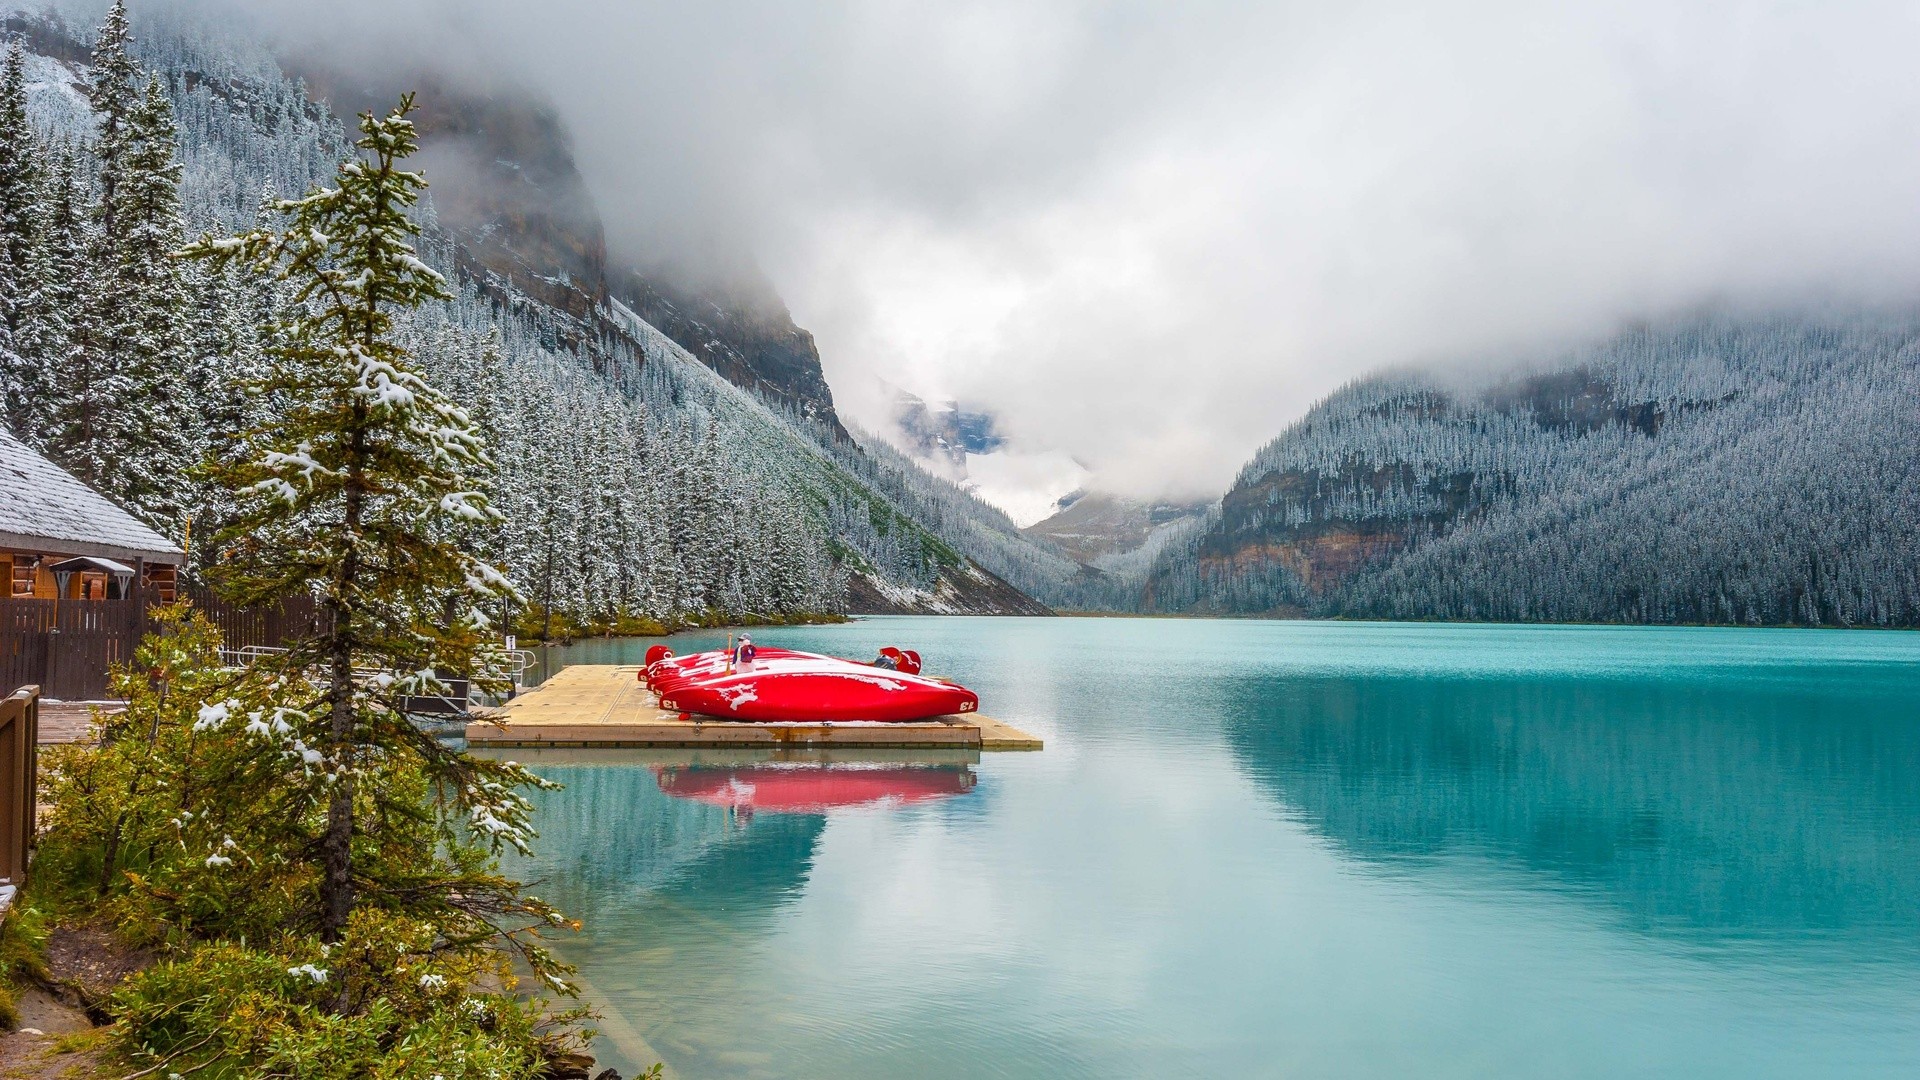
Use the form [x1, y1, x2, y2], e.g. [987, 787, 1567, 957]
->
[645, 645, 806, 692]
[652, 763, 975, 813]
[644, 644, 918, 688]
[646, 648, 978, 723]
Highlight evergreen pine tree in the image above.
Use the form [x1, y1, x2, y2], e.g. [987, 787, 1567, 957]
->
[98, 73, 197, 527]
[46, 1, 147, 495]
[86, 0, 140, 240]
[19, 146, 85, 444]
[0, 40, 37, 424]
[181, 97, 562, 961]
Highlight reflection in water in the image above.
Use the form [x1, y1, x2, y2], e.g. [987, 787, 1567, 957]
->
[499, 620, 1920, 1080]
[1224, 672, 1920, 939]
[498, 746, 983, 1078]
[653, 761, 977, 817]
[502, 748, 978, 920]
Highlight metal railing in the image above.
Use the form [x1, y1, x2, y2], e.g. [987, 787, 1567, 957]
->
[214, 644, 540, 714]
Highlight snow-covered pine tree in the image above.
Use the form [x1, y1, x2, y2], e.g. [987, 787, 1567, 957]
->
[94, 73, 197, 527]
[11, 144, 84, 444]
[180, 97, 566, 966]
[42, 1, 153, 508]
[86, 0, 139, 237]
[0, 40, 37, 425]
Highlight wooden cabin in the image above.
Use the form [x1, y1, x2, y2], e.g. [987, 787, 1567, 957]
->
[0, 427, 183, 602]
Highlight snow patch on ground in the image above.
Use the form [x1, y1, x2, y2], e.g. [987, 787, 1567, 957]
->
[860, 569, 970, 614]
[23, 53, 94, 139]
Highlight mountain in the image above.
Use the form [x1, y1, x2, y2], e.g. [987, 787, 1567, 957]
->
[1024, 492, 1210, 565]
[275, 55, 1063, 613]
[282, 62, 849, 440]
[617, 270, 846, 440]
[889, 388, 1004, 477]
[4, 3, 1076, 622]
[1143, 314, 1920, 627]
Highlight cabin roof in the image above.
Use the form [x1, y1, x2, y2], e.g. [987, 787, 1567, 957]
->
[0, 426, 184, 565]
[45, 555, 137, 576]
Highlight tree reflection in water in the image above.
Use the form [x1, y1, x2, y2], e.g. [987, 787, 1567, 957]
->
[1223, 671, 1920, 940]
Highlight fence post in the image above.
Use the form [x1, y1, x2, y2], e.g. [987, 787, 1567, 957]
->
[0, 684, 38, 887]
[38, 600, 56, 701]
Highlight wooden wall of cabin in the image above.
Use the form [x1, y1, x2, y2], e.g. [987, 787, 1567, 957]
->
[142, 563, 177, 603]
[1, 551, 178, 601]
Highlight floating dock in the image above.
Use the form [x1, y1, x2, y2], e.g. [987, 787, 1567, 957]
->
[465, 665, 1043, 751]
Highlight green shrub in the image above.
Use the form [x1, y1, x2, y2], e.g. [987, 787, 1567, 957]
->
[29, 608, 589, 1074]
[112, 911, 581, 1079]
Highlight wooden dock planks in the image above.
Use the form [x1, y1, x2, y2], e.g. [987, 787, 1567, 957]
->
[465, 665, 1043, 751]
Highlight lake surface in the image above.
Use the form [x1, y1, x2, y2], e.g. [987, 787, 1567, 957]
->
[498, 617, 1920, 1079]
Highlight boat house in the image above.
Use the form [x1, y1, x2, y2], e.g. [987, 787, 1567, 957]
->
[1, 426, 184, 698]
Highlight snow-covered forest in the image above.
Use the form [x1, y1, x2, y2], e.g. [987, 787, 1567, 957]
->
[9, 3, 1914, 632]
[1144, 316, 1920, 626]
[0, 2, 1092, 627]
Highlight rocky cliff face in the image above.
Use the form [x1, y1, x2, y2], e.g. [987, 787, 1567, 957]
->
[286, 66, 610, 321]
[289, 65, 847, 435]
[616, 269, 848, 439]
[845, 561, 1054, 616]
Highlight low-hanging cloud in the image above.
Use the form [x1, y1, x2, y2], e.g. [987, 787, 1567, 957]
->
[175, 0, 1920, 499]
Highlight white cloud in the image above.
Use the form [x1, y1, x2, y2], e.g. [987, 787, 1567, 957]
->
[198, 0, 1920, 502]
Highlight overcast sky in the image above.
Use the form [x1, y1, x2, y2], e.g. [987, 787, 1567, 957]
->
[199, 0, 1920, 502]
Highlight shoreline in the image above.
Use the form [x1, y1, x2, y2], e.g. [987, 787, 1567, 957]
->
[536, 610, 1920, 637]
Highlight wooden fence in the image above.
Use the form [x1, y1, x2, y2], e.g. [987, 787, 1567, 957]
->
[0, 596, 149, 701]
[180, 581, 329, 650]
[0, 582, 327, 701]
[0, 686, 38, 887]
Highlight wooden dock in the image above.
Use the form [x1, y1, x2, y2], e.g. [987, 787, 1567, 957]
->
[465, 665, 1043, 751]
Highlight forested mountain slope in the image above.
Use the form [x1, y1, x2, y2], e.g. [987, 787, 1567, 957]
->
[0, 2, 1076, 625]
[286, 58, 850, 441]
[1144, 315, 1920, 626]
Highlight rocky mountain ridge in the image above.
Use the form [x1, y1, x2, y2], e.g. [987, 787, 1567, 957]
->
[1143, 315, 1920, 626]
[7, 4, 1072, 618]
[255, 53, 1057, 614]
[284, 62, 852, 440]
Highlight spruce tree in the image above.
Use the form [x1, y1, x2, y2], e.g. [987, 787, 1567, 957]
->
[180, 97, 560, 960]
[86, 0, 140, 240]
[32, 6, 198, 530]
[0, 40, 37, 424]
[98, 73, 196, 527]
[19, 147, 85, 445]
[47, 1, 147, 497]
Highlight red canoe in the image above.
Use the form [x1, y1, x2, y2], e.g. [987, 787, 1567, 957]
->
[651, 763, 975, 813]
[645, 646, 804, 692]
[649, 650, 978, 723]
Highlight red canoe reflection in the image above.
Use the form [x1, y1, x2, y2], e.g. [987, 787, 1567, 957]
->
[652, 763, 976, 814]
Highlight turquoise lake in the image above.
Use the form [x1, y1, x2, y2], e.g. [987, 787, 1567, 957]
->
[497, 616, 1920, 1079]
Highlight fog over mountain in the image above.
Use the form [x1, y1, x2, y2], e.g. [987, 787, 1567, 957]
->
[156, 0, 1920, 502]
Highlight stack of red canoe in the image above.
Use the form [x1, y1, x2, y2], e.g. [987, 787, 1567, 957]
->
[642, 645, 978, 723]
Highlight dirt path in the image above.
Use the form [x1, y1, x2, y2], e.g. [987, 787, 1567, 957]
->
[0, 990, 105, 1079]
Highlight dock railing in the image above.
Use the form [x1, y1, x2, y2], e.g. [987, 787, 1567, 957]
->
[214, 645, 539, 713]
[0, 686, 40, 890]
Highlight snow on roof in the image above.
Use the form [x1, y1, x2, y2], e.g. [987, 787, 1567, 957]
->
[46, 556, 136, 575]
[0, 427, 184, 564]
